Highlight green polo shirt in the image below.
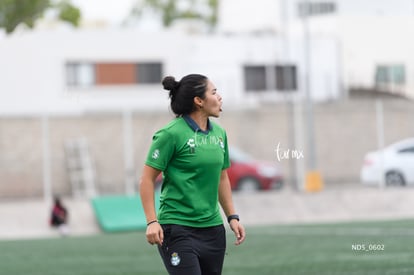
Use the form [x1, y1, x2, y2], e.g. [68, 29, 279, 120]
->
[145, 116, 230, 227]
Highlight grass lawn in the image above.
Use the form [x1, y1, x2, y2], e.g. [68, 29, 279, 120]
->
[1, 219, 414, 275]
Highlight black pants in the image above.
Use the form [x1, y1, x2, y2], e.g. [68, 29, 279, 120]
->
[158, 224, 226, 275]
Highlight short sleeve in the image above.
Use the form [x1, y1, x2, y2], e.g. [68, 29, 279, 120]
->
[222, 132, 231, 170]
[145, 129, 175, 171]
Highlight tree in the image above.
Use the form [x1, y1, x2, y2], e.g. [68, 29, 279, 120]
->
[0, 0, 81, 34]
[130, 0, 218, 30]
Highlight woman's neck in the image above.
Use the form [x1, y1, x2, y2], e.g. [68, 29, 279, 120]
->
[189, 112, 208, 131]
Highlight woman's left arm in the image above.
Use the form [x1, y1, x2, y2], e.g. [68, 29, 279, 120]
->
[219, 169, 246, 245]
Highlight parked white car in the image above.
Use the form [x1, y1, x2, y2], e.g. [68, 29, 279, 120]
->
[360, 138, 414, 186]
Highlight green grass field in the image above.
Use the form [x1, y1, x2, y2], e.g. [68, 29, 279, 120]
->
[1, 219, 414, 275]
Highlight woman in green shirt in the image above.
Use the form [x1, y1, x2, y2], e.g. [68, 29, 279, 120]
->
[140, 74, 246, 275]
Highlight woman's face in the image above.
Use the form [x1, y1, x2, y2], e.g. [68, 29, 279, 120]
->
[199, 80, 222, 117]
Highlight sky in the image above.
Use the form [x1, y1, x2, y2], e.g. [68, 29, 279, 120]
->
[70, 0, 282, 33]
[0, 0, 411, 39]
[69, 0, 414, 32]
[72, 0, 138, 26]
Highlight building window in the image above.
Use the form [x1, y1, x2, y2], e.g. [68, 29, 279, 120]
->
[244, 66, 267, 91]
[66, 62, 95, 87]
[244, 64, 298, 92]
[66, 61, 163, 87]
[275, 65, 297, 91]
[375, 64, 405, 85]
[298, 2, 336, 17]
[136, 63, 163, 84]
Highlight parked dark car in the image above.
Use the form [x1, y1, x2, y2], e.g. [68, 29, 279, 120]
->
[155, 146, 283, 192]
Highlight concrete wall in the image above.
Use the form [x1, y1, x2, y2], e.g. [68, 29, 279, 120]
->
[1, 99, 413, 198]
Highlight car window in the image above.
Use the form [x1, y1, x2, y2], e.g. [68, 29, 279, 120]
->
[398, 147, 414, 154]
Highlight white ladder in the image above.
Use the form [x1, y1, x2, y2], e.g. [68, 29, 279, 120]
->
[64, 138, 97, 198]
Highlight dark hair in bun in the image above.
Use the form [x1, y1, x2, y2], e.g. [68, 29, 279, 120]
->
[162, 74, 208, 116]
[162, 76, 179, 92]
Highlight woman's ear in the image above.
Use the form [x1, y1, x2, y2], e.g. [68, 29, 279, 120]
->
[194, 96, 203, 108]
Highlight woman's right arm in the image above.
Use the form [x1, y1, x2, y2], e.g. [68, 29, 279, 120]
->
[139, 164, 164, 245]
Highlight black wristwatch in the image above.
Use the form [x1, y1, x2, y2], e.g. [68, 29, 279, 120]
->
[227, 214, 240, 223]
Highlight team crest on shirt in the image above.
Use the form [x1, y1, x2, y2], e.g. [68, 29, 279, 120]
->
[187, 138, 196, 153]
[170, 252, 181, 266]
[152, 149, 160, 159]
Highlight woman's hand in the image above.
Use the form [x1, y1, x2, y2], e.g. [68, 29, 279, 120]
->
[229, 220, 246, 245]
[146, 222, 164, 246]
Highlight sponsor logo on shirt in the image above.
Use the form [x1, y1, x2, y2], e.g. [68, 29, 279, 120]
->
[186, 136, 225, 153]
[152, 149, 160, 159]
[219, 137, 224, 151]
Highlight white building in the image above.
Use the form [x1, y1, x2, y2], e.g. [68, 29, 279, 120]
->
[0, 28, 339, 116]
[219, 0, 414, 33]
[219, 0, 414, 99]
